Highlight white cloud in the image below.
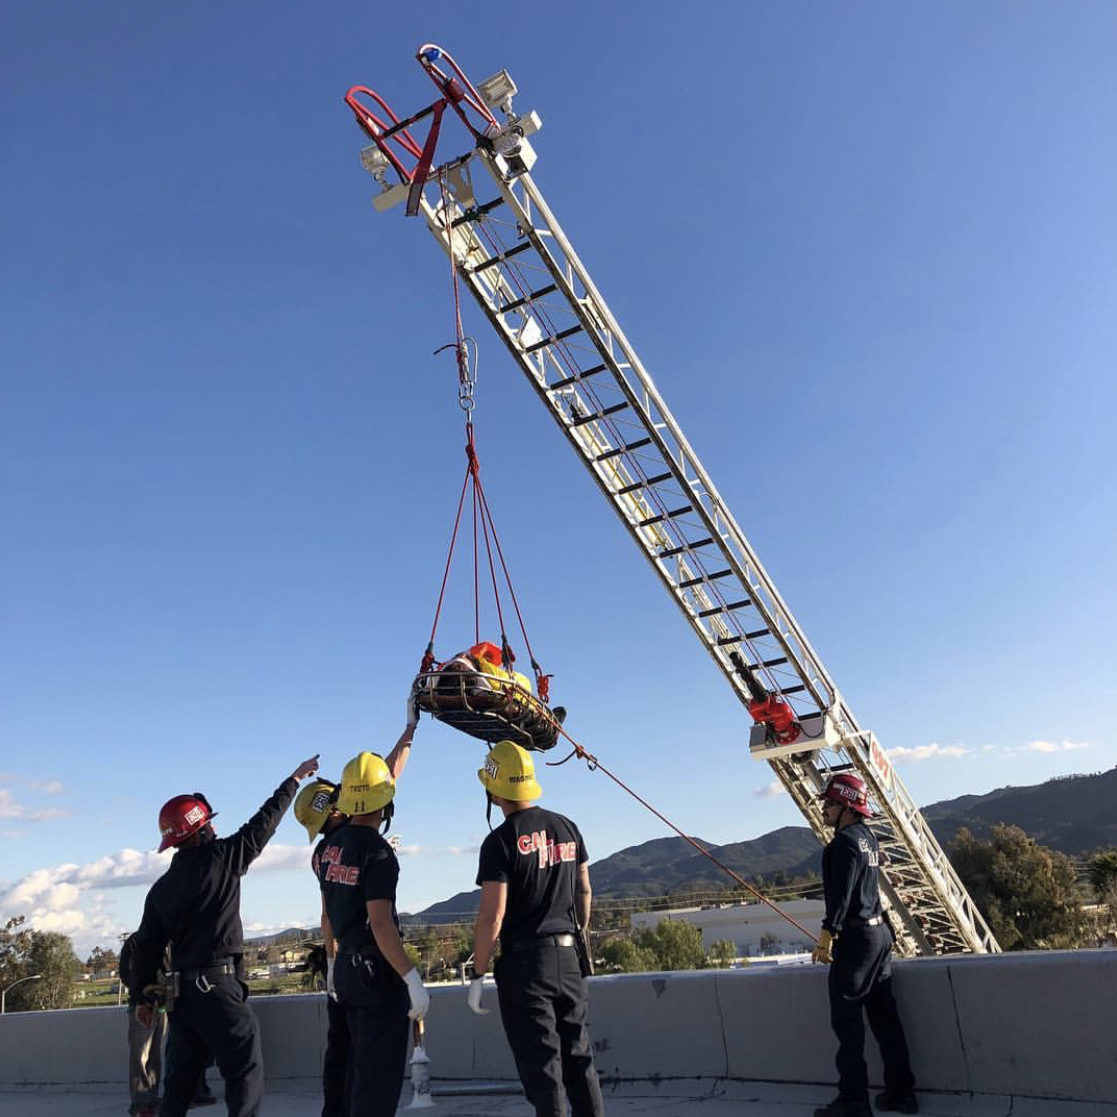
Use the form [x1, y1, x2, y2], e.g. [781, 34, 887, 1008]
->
[29, 779, 64, 795]
[0, 788, 70, 822]
[0, 842, 323, 957]
[392, 844, 478, 857]
[753, 782, 786, 800]
[1024, 739, 1091, 754]
[253, 844, 313, 873]
[886, 742, 970, 763]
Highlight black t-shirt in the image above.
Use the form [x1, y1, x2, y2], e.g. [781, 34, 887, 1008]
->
[318, 823, 400, 957]
[821, 820, 882, 935]
[476, 805, 587, 948]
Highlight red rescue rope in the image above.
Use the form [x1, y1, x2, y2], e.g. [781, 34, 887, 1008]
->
[548, 726, 821, 945]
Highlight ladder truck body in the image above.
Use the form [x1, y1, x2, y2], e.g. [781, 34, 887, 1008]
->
[347, 48, 999, 957]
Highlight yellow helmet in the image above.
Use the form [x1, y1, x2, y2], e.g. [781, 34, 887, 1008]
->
[293, 779, 338, 843]
[336, 752, 395, 816]
[478, 740, 542, 802]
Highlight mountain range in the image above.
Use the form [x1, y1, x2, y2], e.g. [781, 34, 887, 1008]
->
[410, 766, 1117, 925]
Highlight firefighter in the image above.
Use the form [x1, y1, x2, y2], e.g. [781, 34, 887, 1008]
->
[296, 777, 351, 1117]
[813, 773, 918, 1117]
[127, 754, 321, 1117]
[297, 712, 418, 1117]
[317, 731, 428, 1117]
[468, 740, 605, 1117]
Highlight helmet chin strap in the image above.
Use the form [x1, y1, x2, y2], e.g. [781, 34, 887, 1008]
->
[380, 801, 395, 834]
[485, 790, 494, 831]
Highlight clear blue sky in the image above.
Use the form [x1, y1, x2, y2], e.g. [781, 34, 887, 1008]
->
[2, 2, 1115, 957]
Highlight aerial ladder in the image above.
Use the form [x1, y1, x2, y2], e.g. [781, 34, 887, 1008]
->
[345, 46, 999, 957]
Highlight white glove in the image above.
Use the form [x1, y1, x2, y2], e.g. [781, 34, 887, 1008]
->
[403, 967, 429, 1021]
[405, 688, 420, 729]
[467, 975, 489, 1015]
[326, 955, 336, 999]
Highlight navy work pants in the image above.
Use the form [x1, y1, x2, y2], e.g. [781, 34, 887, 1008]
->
[495, 944, 605, 1117]
[322, 991, 351, 1117]
[334, 952, 409, 1117]
[828, 924, 915, 1107]
[161, 973, 263, 1117]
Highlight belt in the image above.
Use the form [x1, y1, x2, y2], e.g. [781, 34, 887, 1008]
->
[506, 933, 576, 953]
[174, 960, 237, 981]
[847, 915, 883, 928]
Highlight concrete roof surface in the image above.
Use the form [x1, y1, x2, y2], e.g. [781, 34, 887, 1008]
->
[2, 1080, 1115, 1117]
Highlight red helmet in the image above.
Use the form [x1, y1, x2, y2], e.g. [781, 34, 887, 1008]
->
[157, 793, 217, 852]
[820, 773, 872, 817]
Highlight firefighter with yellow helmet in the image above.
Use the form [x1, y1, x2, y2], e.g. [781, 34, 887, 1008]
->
[315, 712, 426, 1117]
[294, 776, 351, 1117]
[469, 740, 604, 1117]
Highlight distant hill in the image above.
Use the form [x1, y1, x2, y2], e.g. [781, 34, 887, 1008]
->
[920, 766, 1117, 854]
[409, 766, 1117, 925]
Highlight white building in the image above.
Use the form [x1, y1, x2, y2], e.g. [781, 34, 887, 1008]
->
[630, 898, 823, 956]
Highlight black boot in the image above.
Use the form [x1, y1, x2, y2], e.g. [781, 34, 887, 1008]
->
[876, 1091, 919, 1113]
[814, 1098, 872, 1117]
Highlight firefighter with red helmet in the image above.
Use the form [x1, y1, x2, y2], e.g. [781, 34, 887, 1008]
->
[127, 754, 320, 1117]
[812, 773, 918, 1117]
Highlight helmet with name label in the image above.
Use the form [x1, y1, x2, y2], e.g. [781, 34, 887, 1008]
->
[336, 753, 395, 816]
[819, 773, 871, 817]
[294, 779, 340, 842]
[157, 793, 217, 852]
[478, 740, 542, 801]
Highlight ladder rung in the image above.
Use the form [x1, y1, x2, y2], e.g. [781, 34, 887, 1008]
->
[639, 505, 692, 527]
[595, 437, 651, 461]
[758, 656, 788, 668]
[571, 401, 629, 427]
[697, 599, 750, 618]
[451, 197, 504, 227]
[780, 685, 808, 696]
[526, 324, 583, 353]
[679, 570, 732, 588]
[617, 471, 673, 496]
[551, 364, 606, 390]
[659, 537, 713, 558]
[744, 629, 769, 640]
[470, 241, 532, 273]
[716, 635, 742, 645]
[502, 283, 558, 314]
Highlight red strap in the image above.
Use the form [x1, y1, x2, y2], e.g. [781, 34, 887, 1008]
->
[406, 99, 447, 216]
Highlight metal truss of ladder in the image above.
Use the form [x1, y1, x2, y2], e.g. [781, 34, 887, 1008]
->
[392, 151, 998, 957]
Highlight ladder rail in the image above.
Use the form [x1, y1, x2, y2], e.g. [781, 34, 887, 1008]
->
[395, 148, 998, 955]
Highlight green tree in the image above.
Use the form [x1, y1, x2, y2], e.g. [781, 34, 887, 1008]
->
[1087, 850, 1117, 903]
[707, 939, 736, 968]
[25, 932, 81, 1010]
[85, 945, 118, 974]
[597, 936, 656, 974]
[0, 916, 34, 993]
[759, 932, 779, 955]
[949, 824, 1087, 950]
[635, 919, 708, 971]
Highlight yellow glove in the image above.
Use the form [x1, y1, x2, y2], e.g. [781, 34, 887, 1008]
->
[811, 930, 834, 965]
